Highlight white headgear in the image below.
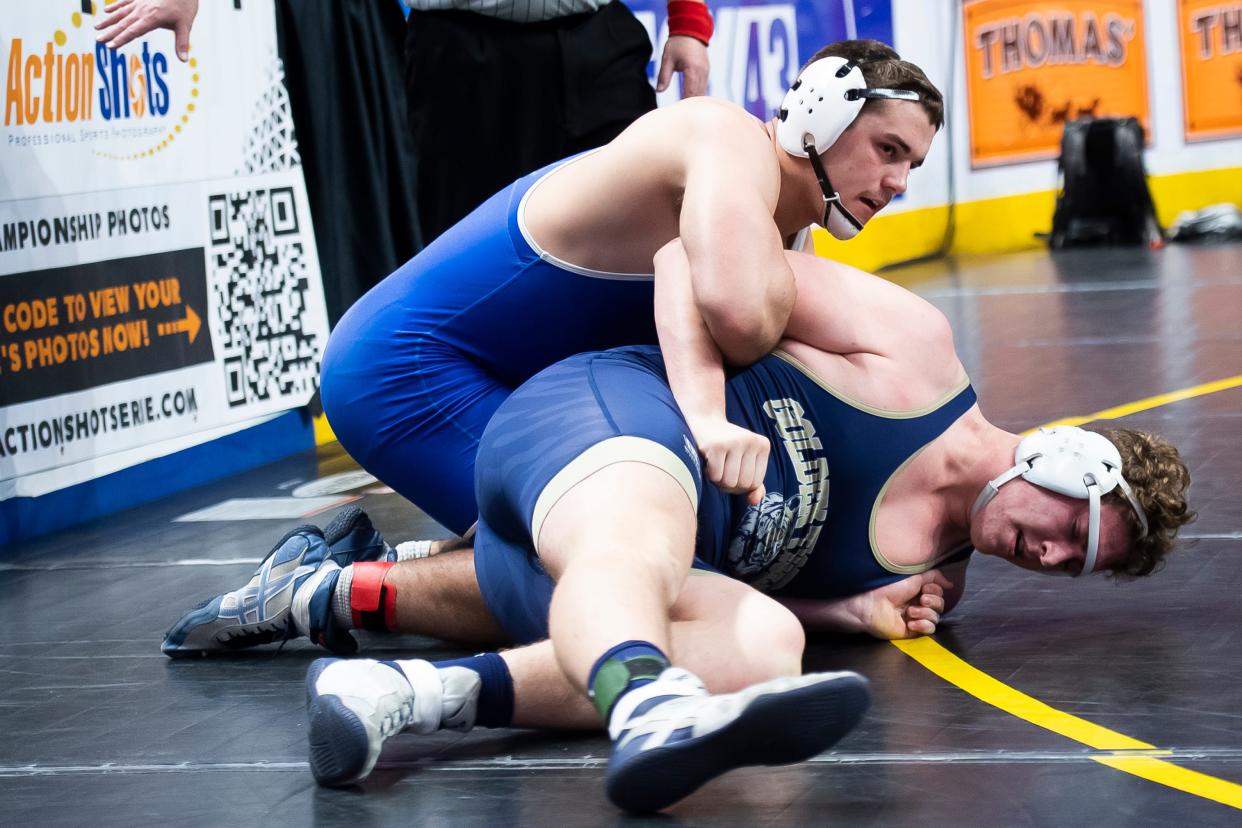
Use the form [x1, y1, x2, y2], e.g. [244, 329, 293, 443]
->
[776, 57, 920, 240]
[970, 426, 1149, 577]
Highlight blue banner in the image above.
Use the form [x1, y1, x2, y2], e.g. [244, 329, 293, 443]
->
[625, 0, 894, 118]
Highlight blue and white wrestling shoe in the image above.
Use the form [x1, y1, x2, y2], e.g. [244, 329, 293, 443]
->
[160, 507, 388, 657]
[305, 658, 481, 786]
[604, 668, 871, 813]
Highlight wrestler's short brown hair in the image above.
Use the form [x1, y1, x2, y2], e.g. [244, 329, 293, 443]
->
[1090, 427, 1195, 577]
[806, 40, 944, 130]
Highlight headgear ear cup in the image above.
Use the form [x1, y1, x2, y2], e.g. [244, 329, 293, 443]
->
[970, 426, 1149, 576]
[776, 58, 867, 156]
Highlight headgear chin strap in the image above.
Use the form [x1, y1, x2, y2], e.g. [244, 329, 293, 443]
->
[776, 56, 920, 240]
[803, 140, 864, 239]
[970, 427, 1149, 577]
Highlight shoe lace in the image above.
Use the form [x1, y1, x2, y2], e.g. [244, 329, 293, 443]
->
[379, 697, 418, 739]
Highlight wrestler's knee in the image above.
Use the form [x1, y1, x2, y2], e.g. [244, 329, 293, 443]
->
[546, 519, 691, 607]
[735, 596, 806, 684]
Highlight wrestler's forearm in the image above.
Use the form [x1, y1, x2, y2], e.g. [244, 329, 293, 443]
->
[654, 239, 728, 423]
[678, 142, 794, 365]
[687, 243, 794, 366]
[777, 596, 870, 635]
[782, 570, 960, 640]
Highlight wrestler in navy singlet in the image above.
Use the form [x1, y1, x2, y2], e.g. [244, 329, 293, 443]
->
[473, 344, 976, 644]
[697, 348, 975, 599]
[319, 153, 657, 534]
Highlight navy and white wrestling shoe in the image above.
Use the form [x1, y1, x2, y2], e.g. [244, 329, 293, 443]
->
[604, 668, 870, 813]
[306, 658, 481, 786]
[160, 507, 388, 657]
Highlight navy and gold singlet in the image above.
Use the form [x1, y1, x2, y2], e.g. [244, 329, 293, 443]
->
[472, 344, 976, 644]
[698, 348, 976, 600]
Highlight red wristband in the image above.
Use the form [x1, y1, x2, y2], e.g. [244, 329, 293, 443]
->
[667, 0, 713, 46]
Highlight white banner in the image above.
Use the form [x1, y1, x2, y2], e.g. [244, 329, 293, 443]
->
[0, 1, 328, 497]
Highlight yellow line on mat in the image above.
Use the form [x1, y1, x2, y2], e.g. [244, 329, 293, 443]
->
[893, 375, 1242, 809]
[891, 638, 1155, 750]
[893, 639, 1242, 809]
[1093, 756, 1242, 809]
[1038, 374, 1242, 430]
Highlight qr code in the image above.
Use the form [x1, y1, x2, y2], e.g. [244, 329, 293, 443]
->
[208, 187, 322, 408]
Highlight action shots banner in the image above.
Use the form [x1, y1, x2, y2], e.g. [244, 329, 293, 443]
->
[0, 2, 328, 495]
[625, 0, 894, 116]
[1178, 0, 1242, 141]
[962, 0, 1150, 167]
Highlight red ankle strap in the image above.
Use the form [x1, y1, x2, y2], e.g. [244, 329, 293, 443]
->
[350, 561, 398, 631]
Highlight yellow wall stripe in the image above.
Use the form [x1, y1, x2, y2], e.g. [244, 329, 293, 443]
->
[892, 374, 1242, 809]
[813, 204, 952, 272]
[815, 165, 1242, 272]
[1148, 166, 1242, 228]
[313, 413, 335, 446]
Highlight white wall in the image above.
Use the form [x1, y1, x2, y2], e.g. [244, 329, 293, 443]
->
[889, 0, 1242, 213]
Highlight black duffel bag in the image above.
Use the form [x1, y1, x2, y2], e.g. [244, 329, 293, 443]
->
[1049, 117, 1163, 248]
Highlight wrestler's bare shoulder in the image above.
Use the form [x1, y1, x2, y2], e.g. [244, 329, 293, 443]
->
[633, 96, 769, 137]
[778, 252, 966, 410]
[615, 98, 775, 172]
[524, 99, 777, 273]
[543, 98, 772, 194]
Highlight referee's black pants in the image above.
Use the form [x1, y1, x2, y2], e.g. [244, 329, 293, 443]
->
[405, 2, 657, 243]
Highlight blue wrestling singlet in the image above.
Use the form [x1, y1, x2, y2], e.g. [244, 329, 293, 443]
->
[319, 154, 657, 534]
[472, 345, 977, 645]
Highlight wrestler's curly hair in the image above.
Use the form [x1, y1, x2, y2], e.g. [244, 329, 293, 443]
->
[806, 40, 944, 130]
[1090, 427, 1195, 578]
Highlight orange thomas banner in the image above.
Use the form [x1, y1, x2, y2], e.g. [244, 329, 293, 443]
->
[963, 0, 1150, 167]
[1178, 0, 1242, 141]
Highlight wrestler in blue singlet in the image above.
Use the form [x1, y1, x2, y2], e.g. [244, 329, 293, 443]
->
[472, 344, 976, 645]
[319, 153, 657, 534]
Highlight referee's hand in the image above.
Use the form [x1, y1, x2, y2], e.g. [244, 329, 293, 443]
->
[658, 35, 710, 98]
